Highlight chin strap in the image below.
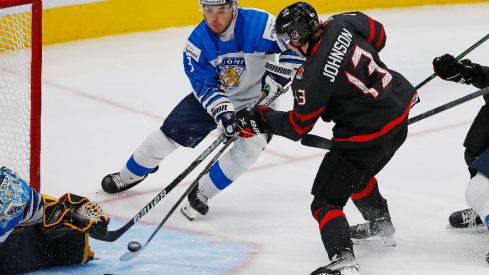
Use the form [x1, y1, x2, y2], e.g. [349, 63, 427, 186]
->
[290, 36, 320, 57]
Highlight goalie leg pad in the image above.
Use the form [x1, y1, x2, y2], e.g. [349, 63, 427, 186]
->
[0, 224, 94, 274]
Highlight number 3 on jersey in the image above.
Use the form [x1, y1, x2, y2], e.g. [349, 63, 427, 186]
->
[345, 45, 392, 98]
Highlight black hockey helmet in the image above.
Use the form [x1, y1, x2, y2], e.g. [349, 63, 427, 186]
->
[275, 2, 319, 46]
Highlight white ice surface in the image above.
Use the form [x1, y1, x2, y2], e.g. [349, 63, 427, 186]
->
[38, 3, 489, 274]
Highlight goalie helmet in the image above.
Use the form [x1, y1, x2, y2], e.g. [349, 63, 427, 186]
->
[0, 167, 29, 228]
[198, 0, 238, 9]
[275, 2, 319, 45]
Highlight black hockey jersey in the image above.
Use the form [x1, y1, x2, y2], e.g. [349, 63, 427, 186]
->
[264, 11, 418, 149]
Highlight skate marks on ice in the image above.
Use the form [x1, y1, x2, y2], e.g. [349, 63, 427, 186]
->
[352, 235, 397, 248]
[28, 218, 256, 275]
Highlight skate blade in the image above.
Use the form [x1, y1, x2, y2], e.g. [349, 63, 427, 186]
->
[180, 201, 199, 221]
[352, 235, 396, 247]
[446, 223, 484, 230]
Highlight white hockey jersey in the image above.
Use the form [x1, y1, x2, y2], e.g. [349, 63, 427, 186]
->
[183, 7, 302, 118]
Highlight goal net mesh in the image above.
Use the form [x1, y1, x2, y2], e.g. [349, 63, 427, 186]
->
[0, 3, 35, 186]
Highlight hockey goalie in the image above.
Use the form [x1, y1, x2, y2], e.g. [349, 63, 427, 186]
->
[0, 166, 110, 273]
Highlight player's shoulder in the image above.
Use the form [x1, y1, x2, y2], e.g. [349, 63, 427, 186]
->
[236, 7, 277, 43]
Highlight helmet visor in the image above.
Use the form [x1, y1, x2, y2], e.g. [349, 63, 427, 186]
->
[277, 30, 301, 46]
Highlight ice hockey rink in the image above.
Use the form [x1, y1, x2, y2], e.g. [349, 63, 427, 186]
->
[34, 3, 489, 275]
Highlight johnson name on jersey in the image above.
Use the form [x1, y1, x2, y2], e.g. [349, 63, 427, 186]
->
[264, 11, 417, 149]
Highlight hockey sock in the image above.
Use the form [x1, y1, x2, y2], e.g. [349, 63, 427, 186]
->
[465, 172, 489, 229]
[121, 129, 179, 183]
[311, 199, 353, 260]
[198, 161, 229, 200]
[198, 134, 267, 199]
[351, 177, 391, 221]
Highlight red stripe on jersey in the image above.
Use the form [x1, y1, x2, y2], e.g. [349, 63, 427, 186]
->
[367, 17, 375, 43]
[332, 102, 410, 143]
[310, 41, 321, 56]
[289, 106, 326, 135]
[375, 25, 385, 49]
[351, 177, 377, 200]
[318, 210, 346, 231]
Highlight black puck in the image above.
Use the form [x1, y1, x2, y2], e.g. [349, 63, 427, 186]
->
[128, 241, 142, 252]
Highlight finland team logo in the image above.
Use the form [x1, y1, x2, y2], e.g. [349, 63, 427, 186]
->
[217, 57, 246, 89]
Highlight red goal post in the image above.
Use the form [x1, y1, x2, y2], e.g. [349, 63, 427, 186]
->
[0, 0, 42, 191]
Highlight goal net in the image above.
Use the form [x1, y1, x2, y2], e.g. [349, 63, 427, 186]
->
[0, 0, 42, 191]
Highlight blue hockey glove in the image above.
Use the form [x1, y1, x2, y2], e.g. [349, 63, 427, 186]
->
[262, 61, 293, 99]
[213, 102, 236, 140]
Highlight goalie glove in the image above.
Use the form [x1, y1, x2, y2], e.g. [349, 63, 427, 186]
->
[235, 106, 271, 137]
[433, 54, 478, 85]
[262, 61, 294, 100]
[40, 193, 110, 239]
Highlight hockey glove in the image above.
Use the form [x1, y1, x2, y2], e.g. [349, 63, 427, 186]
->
[213, 102, 236, 142]
[262, 61, 293, 100]
[235, 106, 270, 137]
[40, 193, 110, 239]
[433, 54, 477, 85]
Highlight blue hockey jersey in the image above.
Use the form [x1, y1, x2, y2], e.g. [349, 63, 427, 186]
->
[183, 7, 302, 118]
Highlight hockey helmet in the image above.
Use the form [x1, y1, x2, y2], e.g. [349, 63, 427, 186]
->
[198, 0, 238, 9]
[0, 167, 29, 228]
[275, 2, 319, 45]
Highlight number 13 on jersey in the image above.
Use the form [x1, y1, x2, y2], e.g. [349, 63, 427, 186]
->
[345, 45, 392, 98]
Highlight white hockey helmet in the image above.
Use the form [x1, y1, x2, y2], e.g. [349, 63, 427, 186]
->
[198, 0, 238, 10]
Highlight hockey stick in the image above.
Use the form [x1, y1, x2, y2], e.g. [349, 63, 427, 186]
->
[91, 135, 225, 242]
[302, 87, 489, 150]
[407, 86, 489, 124]
[92, 84, 287, 242]
[300, 33, 489, 150]
[119, 83, 291, 261]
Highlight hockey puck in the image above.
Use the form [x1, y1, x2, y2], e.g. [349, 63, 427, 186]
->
[128, 241, 142, 252]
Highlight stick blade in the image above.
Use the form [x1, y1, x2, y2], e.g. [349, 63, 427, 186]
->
[119, 247, 145, 262]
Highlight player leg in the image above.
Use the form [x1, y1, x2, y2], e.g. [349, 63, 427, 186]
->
[181, 132, 269, 220]
[348, 127, 407, 246]
[101, 94, 216, 194]
[465, 148, 489, 230]
[447, 104, 489, 227]
[309, 151, 369, 275]
[349, 158, 396, 247]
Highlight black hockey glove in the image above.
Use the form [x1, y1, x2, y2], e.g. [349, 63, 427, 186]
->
[433, 54, 477, 85]
[235, 106, 270, 137]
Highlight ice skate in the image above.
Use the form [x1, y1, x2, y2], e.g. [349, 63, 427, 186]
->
[101, 166, 158, 194]
[181, 185, 209, 221]
[311, 249, 360, 275]
[350, 217, 396, 247]
[446, 208, 483, 229]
